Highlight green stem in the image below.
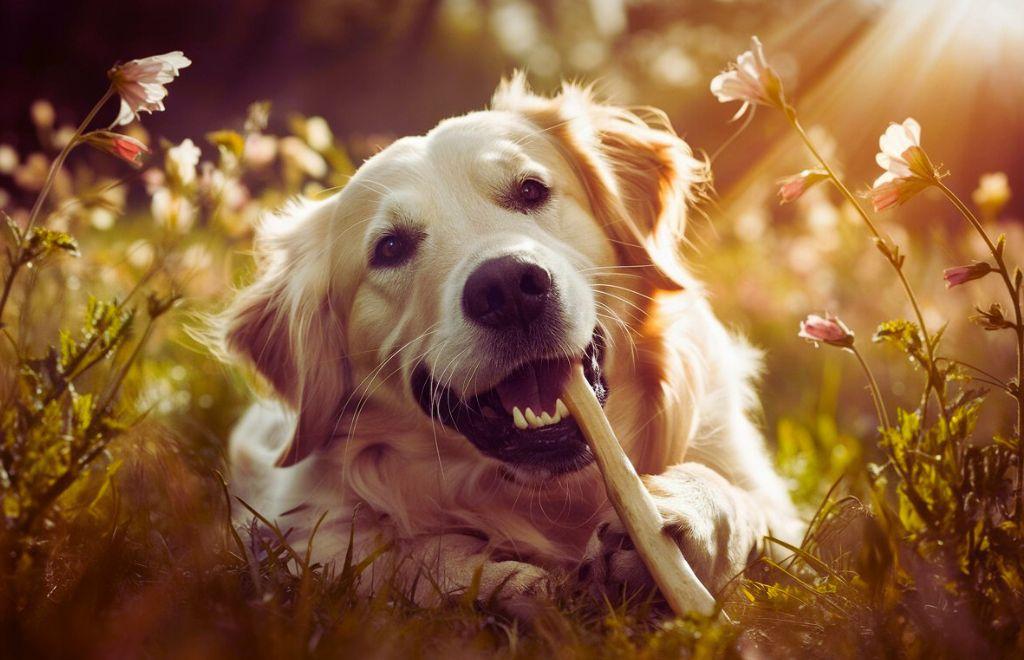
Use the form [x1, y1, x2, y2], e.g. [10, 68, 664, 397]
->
[851, 346, 891, 431]
[936, 180, 1024, 524]
[789, 116, 946, 423]
[0, 86, 115, 324]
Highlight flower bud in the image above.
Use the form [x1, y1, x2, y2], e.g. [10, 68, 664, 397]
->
[799, 314, 855, 349]
[943, 262, 992, 289]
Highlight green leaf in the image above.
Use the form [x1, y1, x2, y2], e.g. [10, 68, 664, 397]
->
[24, 227, 79, 260]
[206, 130, 245, 159]
[873, 319, 923, 358]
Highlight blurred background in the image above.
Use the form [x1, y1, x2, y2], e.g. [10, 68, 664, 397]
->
[2, 0, 1023, 504]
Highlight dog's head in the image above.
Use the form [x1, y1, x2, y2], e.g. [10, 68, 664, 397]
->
[222, 75, 705, 475]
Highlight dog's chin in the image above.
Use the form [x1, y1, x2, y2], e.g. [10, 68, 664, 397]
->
[411, 330, 607, 477]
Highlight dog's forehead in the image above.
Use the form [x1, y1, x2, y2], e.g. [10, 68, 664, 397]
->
[340, 110, 557, 227]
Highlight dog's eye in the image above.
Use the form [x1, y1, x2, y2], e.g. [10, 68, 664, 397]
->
[519, 179, 548, 205]
[371, 233, 415, 268]
[512, 178, 549, 211]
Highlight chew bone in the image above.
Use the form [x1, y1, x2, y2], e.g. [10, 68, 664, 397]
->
[563, 364, 719, 617]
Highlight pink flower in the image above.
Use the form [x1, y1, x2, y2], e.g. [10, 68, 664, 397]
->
[869, 118, 938, 212]
[799, 314, 854, 349]
[108, 51, 191, 126]
[81, 130, 149, 168]
[777, 169, 829, 204]
[943, 262, 992, 289]
[710, 36, 786, 119]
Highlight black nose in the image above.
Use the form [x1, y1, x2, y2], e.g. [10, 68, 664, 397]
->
[462, 256, 553, 329]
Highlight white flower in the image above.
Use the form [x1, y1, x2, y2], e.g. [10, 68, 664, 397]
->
[166, 138, 201, 188]
[972, 172, 1011, 217]
[152, 187, 195, 232]
[869, 118, 938, 212]
[108, 51, 191, 126]
[710, 36, 785, 119]
[280, 136, 327, 179]
[304, 116, 334, 152]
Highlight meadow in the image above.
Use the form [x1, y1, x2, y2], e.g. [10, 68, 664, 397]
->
[2, 4, 1024, 657]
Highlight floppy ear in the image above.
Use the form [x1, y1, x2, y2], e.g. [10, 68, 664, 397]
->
[221, 200, 351, 467]
[492, 73, 707, 291]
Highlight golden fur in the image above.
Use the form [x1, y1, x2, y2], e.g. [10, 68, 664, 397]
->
[220, 75, 802, 609]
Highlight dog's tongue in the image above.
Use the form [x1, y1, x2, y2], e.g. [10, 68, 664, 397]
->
[495, 359, 571, 416]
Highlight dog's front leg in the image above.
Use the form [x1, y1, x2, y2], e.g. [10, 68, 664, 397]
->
[397, 534, 553, 617]
[580, 462, 779, 598]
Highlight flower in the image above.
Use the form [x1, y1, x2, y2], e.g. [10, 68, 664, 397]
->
[943, 262, 992, 289]
[710, 36, 786, 119]
[30, 100, 55, 129]
[165, 138, 201, 188]
[80, 130, 150, 168]
[972, 172, 1011, 218]
[0, 145, 18, 174]
[777, 169, 829, 204]
[151, 188, 195, 233]
[869, 118, 939, 212]
[108, 51, 191, 126]
[280, 136, 327, 179]
[799, 314, 854, 349]
[304, 116, 334, 152]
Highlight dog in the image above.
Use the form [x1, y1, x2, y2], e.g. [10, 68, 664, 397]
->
[221, 74, 802, 611]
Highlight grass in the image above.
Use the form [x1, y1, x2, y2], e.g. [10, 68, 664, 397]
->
[2, 90, 1023, 657]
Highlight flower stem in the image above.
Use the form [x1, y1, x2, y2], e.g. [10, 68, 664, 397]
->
[788, 116, 946, 422]
[851, 346, 891, 431]
[935, 180, 1024, 523]
[23, 87, 114, 238]
[0, 86, 114, 325]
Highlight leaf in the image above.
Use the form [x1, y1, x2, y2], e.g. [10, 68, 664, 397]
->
[24, 227, 79, 260]
[206, 130, 245, 159]
[873, 319, 923, 358]
[2, 210, 21, 247]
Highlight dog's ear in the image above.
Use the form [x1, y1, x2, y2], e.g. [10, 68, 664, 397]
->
[493, 74, 707, 291]
[221, 200, 350, 467]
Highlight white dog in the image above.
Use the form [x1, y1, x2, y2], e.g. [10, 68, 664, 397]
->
[221, 74, 802, 611]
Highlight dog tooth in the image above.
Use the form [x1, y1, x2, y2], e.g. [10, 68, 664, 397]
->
[524, 408, 541, 428]
[555, 398, 569, 418]
[550, 411, 561, 424]
[540, 411, 554, 426]
[512, 407, 528, 430]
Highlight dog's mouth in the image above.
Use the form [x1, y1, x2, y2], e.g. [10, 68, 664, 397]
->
[411, 331, 607, 475]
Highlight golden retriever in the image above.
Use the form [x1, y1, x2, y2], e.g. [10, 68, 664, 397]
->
[221, 74, 802, 611]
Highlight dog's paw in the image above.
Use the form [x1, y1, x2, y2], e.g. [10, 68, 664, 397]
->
[478, 559, 554, 621]
[579, 463, 766, 599]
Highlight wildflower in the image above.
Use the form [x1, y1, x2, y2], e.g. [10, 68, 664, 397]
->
[0, 145, 18, 174]
[30, 100, 55, 129]
[127, 239, 155, 270]
[89, 207, 116, 231]
[280, 136, 327, 179]
[80, 130, 149, 168]
[710, 36, 786, 119]
[152, 188, 195, 232]
[165, 138, 201, 188]
[53, 125, 77, 149]
[972, 172, 1010, 217]
[304, 116, 334, 152]
[243, 133, 277, 168]
[777, 169, 829, 204]
[944, 262, 992, 289]
[869, 118, 939, 212]
[108, 51, 191, 126]
[799, 314, 854, 349]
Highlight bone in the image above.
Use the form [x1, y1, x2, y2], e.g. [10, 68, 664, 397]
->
[563, 364, 721, 618]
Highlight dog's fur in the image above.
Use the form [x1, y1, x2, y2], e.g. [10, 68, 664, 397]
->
[221, 75, 802, 609]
